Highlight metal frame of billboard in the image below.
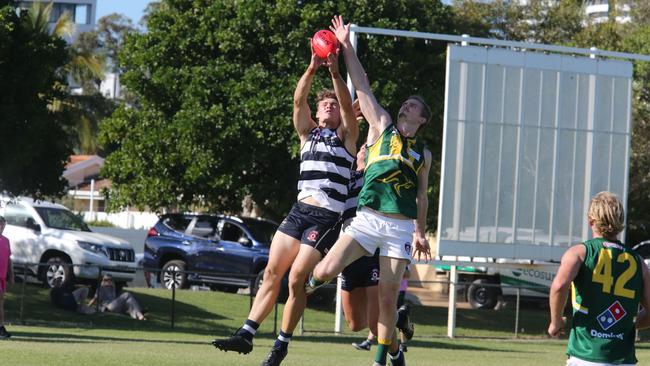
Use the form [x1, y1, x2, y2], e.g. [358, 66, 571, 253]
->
[336, 25, 648, 338]
[438, 45, 633, 261]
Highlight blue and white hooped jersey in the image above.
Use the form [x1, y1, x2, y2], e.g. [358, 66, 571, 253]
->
[342, 170, 364, 221]
[297, 127, 354, 213]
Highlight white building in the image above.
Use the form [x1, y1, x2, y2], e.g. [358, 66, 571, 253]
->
[495, 0, 632, 24]
[584, 0, 631, 23]
[100, 72, 121, 100]
[18, 0, 97, 42]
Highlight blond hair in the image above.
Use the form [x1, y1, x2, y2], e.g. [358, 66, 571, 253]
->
[588, 191, 625, 238]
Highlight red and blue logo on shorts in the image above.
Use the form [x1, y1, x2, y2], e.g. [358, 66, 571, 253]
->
[307, 230, 319, 242]
[597, 301, 626, 331]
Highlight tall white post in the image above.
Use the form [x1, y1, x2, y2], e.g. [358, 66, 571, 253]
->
[89, 178, 95, 221]
[447, 265, 457, 338]
[334, 273, 343, 333]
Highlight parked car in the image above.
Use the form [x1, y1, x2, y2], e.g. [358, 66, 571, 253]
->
[0, 197, 137, 288]
[143, 213, 278, 293]
[142, 213, 336, 304]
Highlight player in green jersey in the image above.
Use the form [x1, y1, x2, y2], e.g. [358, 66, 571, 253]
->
[307, 15, 432, 366]
[549, 191, 650, 366]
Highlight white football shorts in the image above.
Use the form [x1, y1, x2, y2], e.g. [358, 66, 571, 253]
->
[343, 207, 414, 262]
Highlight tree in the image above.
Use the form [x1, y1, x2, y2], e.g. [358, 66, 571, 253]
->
[630, 0, 650, 25]
[0, 1, 72, 197]
[75, 13, 135, 75]
[100, 0, 454, 226]
[621, 25, 650, 245]
[139, 1, 161, 29]
[451, 0, 584, 44]
[69, 13, 136, 154]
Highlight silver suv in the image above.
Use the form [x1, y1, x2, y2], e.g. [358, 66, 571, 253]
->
[0, 197, 136, 287]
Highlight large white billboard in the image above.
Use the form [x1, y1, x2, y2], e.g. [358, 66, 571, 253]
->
[437, 45, 633, 261]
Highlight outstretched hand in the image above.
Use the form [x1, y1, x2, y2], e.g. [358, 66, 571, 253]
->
[413, 234, 432, 262]
[326, 50, 340, 75]
[309, 40, 327, 69]
[330, 15, 350, 45]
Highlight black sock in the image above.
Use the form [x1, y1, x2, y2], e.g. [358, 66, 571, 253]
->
[274, 330, 292, 351]
[235, 319, 259, 341]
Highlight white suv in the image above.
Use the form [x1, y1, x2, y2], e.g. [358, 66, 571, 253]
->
[0, 197, 136, 287]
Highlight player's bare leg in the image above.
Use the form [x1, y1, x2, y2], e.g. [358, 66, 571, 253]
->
[212, 232, 299, 354]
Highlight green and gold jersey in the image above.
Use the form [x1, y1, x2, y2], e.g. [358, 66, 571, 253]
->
[568, 237, 643, 364]
[357, 124, 427, 219]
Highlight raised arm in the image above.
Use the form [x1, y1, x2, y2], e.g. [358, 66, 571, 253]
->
[293, 49, 322, 144]
[331, 15, 391, 141]
[327, 51, 358, 153]
[413, 149, 432, 262]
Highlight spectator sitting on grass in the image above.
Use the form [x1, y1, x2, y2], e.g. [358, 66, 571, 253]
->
[89, 274, 146, 320]
[50, 277, 96, 314]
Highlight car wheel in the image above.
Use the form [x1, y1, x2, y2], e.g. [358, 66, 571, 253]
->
[250, 269, 264, 296]
[161, 260, 188, 290]
[43, 257, 74, 288]
[467, 278, 499, 310]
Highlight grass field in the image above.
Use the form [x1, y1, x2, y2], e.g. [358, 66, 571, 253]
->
[1, 285, 650, 365]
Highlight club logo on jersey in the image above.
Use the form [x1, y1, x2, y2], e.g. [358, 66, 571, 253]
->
[307, 230, 319, 242]
[371, 269, 380, 281]
[404, 242, 412, 255]
[378, 171, 415, 197]
[597, 300, 627, 331]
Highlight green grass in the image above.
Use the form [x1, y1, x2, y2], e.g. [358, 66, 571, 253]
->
[1, 284, 650, 365]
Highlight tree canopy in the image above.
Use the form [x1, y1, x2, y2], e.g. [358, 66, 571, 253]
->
[100, 0, 650, 239]
[0, 1, 72, 198]
[100, 0, 454, 224]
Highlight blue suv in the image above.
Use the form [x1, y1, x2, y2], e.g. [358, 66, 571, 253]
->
[143, 213, 277, 293]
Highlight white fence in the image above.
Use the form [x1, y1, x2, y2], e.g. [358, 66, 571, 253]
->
[83, 211, 159, 229]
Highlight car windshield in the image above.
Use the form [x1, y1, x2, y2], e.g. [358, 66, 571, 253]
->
[241, 219, 277, 246]
[34, 207, 91, 232]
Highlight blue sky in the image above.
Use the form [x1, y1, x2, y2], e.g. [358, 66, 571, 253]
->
[96, 0, 155, 24]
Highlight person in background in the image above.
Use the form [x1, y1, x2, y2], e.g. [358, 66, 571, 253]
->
[351, 261, 413, 353]
[548, 191, 650, 366]
[0, 215, 14, 340]
[50, 277, 96, 314]
[89, 274, 146, 320]
[396, 265, 411, 353]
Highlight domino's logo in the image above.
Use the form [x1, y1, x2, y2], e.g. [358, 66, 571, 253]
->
[597, 301, 627, 331]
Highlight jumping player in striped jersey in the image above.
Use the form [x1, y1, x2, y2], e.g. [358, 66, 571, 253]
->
[212, 40, 358, 366]
[308, 15, 432, 366]
[549, 191, 650, 366]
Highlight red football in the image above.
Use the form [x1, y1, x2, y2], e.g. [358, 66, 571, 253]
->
[311, 30, 339, 59]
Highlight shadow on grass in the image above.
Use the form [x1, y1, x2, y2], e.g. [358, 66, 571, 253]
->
[292, 335, 506, 352]
[9, 330, 213, 346]
[4, 284, 227, 335]
[408, 305, 549, 336]
[9, 330, 542, 355]
[4, 284, 557, 341]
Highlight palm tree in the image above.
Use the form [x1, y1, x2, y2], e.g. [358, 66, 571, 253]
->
[24, 1, 107, 155]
